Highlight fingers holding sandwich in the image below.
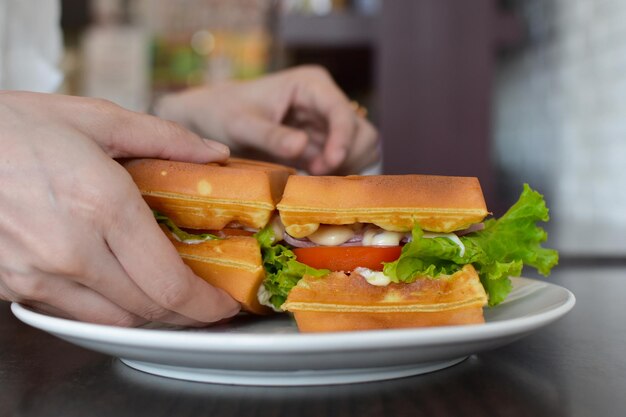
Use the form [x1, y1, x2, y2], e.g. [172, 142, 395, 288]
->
[4, 91, 231, 164]
[72, 237, 228, 327]
[79, 100, 240, 324]
[102, 183, 241, 324]
[0, 163, 239, 327]
[0, 91, 239, 327]
[1, 270, 146, 327]
[73, 98, 230, 163]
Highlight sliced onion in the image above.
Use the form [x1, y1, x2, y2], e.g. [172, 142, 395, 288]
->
[455, 223, 485, 236]
[282, 233, 317, 248]
[344, 231, 365, 244]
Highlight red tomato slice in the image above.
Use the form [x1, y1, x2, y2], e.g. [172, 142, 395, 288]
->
[293, 246, 402, 272]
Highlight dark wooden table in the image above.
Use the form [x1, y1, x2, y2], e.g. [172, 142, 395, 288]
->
[1, 263, 624, 417]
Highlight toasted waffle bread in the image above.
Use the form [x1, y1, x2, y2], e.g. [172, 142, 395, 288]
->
[125, 158, 295, 230]
[277, 175, 488, 238]
[125, 158, 295, 314]
[163, 229, 270, 315]
[126, 159, 491, 328]
[282, 265, 487, 332]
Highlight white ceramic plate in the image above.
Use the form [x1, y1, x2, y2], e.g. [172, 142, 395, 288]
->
[11, 276, 575, 386]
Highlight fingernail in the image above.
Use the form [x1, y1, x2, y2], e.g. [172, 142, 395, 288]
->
[329, 147, 346, 167]
[202, 138, 230, 156]
[310, 157, 329, 175]
[281, 135, 306, 157]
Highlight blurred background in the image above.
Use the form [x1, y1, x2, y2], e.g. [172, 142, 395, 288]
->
[58, 0, 626, 259]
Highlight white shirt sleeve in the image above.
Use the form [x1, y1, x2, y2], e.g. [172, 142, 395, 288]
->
[0, 0, 63, 92]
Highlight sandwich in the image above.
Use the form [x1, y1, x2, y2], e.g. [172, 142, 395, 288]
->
[260, 175, 559, 332]
[125, 158, 558, 332]
[124, 157, 295, 314]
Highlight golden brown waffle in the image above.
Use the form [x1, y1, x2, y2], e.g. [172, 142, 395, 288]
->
[283, 265, 487, 332]
[277, 175, 489, 238]
[165, 231, 270, 315]
[125, 158, 294, 230]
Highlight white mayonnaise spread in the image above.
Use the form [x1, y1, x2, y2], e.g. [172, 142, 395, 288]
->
[270, 215, 285, 243]
[354, 267, 392, 286]
[177, 238, 207, 244]
[362, 228, 405, 247]
[422, 232, 466, 257]
[307, 225, 355, 246]
[168, 231, 210, 245]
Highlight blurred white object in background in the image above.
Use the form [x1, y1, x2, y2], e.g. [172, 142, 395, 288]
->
[82, 0, 150, 111]
[0, 0, 63, 92]
[494, 0, 626, 256]
[82, 25, 150, 112]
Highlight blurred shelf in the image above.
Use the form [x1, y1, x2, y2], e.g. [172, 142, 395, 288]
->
[277, 12, 378, 48]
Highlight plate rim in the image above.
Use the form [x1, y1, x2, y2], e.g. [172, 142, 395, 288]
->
[10, 276, 575, 353]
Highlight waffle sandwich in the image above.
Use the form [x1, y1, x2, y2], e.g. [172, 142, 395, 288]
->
[125, 159, 558, 331]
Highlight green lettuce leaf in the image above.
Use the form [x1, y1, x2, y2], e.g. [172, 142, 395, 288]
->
[153, 211, 220, 242]
[383, 184, 559, 306]
[255, 226, 329, 310]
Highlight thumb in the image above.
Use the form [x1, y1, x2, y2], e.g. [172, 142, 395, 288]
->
[70, 98, 230, 163]
[227, 113, 308, 159]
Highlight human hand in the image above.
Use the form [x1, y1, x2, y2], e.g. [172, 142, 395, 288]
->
[154, 66, 380, 175]
[0, 91, 240, 326]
